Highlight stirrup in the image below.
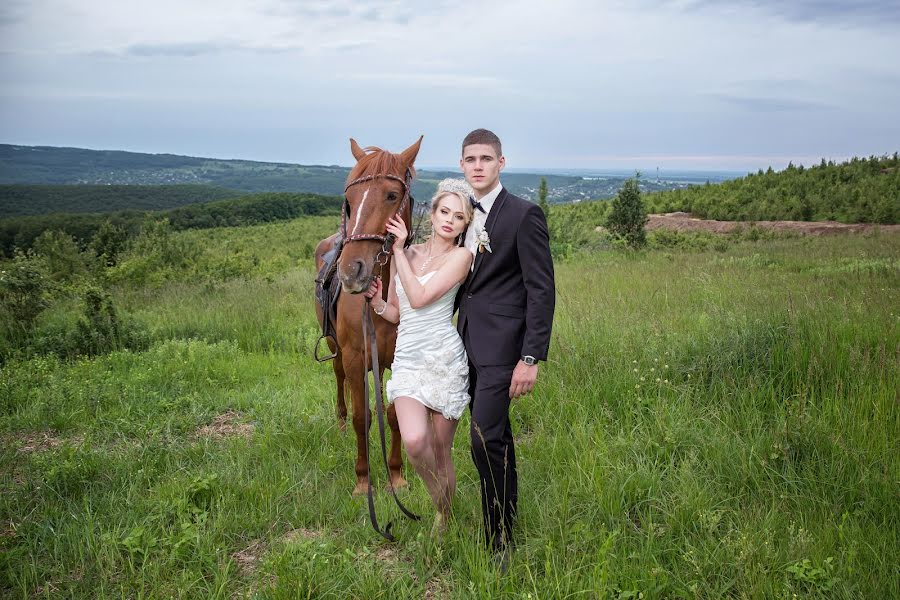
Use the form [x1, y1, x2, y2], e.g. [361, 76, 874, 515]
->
[314, 335, 337, 362]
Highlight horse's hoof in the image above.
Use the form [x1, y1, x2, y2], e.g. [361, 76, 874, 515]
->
[389, 475, 408, 490]
[338, 419, 347, 432]
[352, 482, 369, 496]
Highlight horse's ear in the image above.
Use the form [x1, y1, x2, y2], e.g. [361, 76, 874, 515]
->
[399, 135, 423, 167]
[350, 138, 366, 162]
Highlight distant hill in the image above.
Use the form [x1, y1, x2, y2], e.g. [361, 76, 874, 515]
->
[0, 144, 702, 208]
[645, 154, 900, 224]
[0, 184, 240, 218]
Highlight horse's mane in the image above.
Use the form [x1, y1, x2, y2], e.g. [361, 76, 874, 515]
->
[347, 146, 417, 183]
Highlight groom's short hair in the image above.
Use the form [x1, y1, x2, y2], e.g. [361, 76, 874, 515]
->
[462, 129, 502, 158]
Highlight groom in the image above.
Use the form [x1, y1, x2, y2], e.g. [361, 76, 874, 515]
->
[456, 128, 555, 566]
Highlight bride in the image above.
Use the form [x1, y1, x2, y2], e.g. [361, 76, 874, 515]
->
[364, 179, 474, 533]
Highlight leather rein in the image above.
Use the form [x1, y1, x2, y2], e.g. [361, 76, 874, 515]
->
[342, 168, 421, 540]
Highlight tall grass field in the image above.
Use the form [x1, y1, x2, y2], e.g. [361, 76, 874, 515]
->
[1, 215, 897, 598]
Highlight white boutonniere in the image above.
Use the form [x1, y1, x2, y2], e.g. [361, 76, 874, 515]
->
[476, 228, 492, 254]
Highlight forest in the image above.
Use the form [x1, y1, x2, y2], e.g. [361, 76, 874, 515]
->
[0, 184, 239, 218]
[644, 154, 899, 224]
[0, 192, 343, 257]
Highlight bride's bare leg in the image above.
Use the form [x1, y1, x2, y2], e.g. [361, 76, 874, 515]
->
[431, 412, 460, 518]
[393, 397, 443, 508]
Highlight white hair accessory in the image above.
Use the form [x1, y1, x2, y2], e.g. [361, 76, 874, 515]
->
[436, 178, 474, 198]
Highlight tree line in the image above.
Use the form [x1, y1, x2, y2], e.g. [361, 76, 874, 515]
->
[0, 192, 342, 257]
[644, 154, 899, 224]
[0, 184, 240, 218]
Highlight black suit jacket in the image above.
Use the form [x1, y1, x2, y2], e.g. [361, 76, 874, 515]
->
[456, 188, 555, 366]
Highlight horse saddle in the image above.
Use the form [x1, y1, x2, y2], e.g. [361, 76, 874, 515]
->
[314, 235, 343, 361]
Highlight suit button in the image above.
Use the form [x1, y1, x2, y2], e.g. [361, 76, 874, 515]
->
[467, 293, 473, 298]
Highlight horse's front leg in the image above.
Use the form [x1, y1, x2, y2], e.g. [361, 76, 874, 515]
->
[345, 354, 371, 496]
[333, 347, 347, 432]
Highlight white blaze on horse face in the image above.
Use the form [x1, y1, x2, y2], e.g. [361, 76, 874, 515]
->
[352, 187, 369, 236]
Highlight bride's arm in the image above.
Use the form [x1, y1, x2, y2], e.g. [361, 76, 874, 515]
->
[366, 260, 400, 323]
[397, 247, 472, 310]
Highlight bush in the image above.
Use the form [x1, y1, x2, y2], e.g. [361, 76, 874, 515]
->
[606, 177, 647, 248]
[109, 219, 202, 285]
[32, 229, 90, 281]
[0, 250, 51, 344]
[647, 229, 714, 251]
[91, 220, 128, 267]
[28, 284, 149, 358]
[546, 200, 611, 252]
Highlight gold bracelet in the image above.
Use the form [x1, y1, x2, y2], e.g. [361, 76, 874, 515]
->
[373, 301, 387, 316]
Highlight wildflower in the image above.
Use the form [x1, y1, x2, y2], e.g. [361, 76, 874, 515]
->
[656, 377, 661, 382]
[633, 368, 638, 373]
[664, 364, 669, 369]
[663, 379, 669, 384]
[654, 358, 658, 363]
[650, 367, 655, 372]
[640, 376, 645, 382]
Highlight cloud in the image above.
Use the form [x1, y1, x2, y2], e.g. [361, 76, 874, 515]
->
[321, 40, 376, 53]
[0, 0, 27, 27]
[663, 0, 900, 27]
[708, 93, 834, 112]
[124, 42, 229, 58]
[747, 0, 900, 26]
[119, 39, 315, 58]
[261, 0, 444, 25]
[341, 72, 507, 89]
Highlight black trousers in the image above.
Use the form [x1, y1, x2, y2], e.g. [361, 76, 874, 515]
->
[467, 357, 517, 550]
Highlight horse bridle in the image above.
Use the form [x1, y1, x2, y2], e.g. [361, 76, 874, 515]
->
[341, 168, 414, 265]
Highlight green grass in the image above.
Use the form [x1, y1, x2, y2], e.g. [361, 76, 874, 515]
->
[1, 221, 898, 598]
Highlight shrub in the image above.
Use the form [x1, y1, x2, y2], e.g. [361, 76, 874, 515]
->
[0, 250, 51, 343]
[32, 229, 89, 281]
[27, 284, 150, 359]
[67, 285, 148, 357]
[91, 220, 129, 267]
[109, 219, 202, 285]
[606, 177, 647, 248]
[647, 229, 719, 251]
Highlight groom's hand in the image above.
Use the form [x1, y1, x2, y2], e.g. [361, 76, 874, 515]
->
[509, 361, 538, 399]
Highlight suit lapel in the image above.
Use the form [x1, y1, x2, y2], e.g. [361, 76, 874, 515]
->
[468, 188, 509, 284]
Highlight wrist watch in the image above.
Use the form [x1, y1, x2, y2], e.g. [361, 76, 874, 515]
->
[521, 355, 537, 366]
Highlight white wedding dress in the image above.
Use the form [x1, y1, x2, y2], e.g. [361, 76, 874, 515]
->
[386, 270, 470, 420]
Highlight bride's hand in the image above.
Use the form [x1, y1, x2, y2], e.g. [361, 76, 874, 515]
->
[364, 276, 382, 299]
[385, 215, 408, 253]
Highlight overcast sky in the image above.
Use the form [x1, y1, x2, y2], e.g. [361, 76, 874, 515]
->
[1, 0, 898, 172]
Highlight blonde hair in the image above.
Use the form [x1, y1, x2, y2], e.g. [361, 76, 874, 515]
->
[432, 178, 474, 225]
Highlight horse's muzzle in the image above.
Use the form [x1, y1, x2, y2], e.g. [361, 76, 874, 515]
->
[338, 258, 373, 294]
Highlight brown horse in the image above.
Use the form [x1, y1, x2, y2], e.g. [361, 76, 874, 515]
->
[315, 136, 422, 496]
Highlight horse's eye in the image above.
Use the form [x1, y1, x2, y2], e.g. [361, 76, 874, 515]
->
[387, 192, 399, 202]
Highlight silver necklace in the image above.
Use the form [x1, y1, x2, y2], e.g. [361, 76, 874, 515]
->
[418, 239, 453, 273]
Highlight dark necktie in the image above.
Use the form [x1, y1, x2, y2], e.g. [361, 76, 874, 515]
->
[470, 196, 486, 214]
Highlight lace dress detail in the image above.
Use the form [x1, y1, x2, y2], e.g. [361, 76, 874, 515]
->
[386, 271, 470, 420]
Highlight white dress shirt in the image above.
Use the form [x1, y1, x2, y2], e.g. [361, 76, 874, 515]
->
[464, 182, 503, 258]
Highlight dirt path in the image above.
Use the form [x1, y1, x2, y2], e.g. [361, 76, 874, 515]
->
[645, 212, 900, 236]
